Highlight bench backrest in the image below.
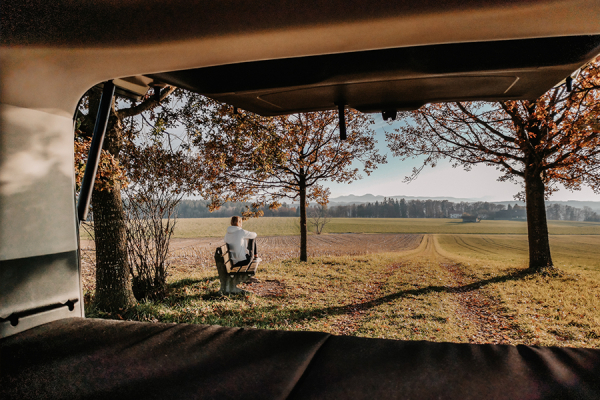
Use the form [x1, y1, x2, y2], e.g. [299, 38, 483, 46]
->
[215, 244, 233, 274]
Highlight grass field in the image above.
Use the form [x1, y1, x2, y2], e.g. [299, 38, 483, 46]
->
[84, 214, 600, 348]
[79, 234, 423, 292]
[86, 229, 600, 348]
[172, 217, 600, 238]
[437, 234, 600, 278]
[174, 217, 301, 238]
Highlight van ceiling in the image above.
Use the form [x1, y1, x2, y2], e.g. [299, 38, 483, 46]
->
[149, 36, 600, 115]
[3, 1, 599, 48]
[3, 0, 599, 115]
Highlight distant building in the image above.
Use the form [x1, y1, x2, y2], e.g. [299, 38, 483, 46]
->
[449, 213, 462, 219]
[462, 214, 480, 223]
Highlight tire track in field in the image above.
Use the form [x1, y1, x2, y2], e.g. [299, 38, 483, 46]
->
[328, 236, 433, 336]
[328, 262, 404, 336]
[479, 235, 526, 252]
[454, 236, 495, 255]
[431, 236, 517, 344]
[439, 261, 516, 344]
[377, 235, 517, 344]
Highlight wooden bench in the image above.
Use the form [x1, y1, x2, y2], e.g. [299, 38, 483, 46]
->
[214, 243, 260, 294]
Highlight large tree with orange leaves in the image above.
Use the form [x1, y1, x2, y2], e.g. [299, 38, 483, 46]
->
[195, 104, 386, 262]
[387, 58, 600, 272]
[75, 87, 201, 309]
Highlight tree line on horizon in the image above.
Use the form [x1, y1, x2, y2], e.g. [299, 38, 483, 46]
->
[174, 198, 600, 222]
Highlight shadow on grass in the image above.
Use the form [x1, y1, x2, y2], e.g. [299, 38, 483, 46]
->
[237, 268, 539, 326]
[164, 276, 226, 303]
[168, 276, 219, 289]
[126, 268, 541, 328]
[165, 291, 227, 303]
[324, 267, 535, 312]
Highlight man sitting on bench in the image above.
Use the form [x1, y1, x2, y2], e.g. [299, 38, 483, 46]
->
[225, 216, 261, 267]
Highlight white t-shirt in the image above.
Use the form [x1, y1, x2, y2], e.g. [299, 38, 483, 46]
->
[224, 226, 257, 263]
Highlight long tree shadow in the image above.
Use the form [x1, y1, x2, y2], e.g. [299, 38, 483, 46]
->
[168, 276, 219, 290]
[241, 268, 539, 326]
[159, 268, 540, 327]
[323, 268, 537, 315]
[165, 291, 227, 302]
[167, 276, 234, 302]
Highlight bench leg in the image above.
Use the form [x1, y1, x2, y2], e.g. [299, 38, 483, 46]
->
[220, 273, 250, 294]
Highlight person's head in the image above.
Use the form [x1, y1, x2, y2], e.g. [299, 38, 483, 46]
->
[230, 216, 242, 227]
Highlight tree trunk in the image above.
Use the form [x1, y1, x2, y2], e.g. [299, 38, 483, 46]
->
[92, 183, 136, 310]
[524, 168, 554, 271]
[299, 175, 308, 262]
[81, 88, 176, 310]
[88, 98, 136, 311]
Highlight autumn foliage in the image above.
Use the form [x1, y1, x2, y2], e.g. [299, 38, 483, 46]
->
[196, 101, 386, 261]
[387, 57, 600, 271]
[75, 87, 201, 308]
[74, 132, 127, 192]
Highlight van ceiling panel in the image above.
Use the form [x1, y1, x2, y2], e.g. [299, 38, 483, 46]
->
[3, 0, 600, 48]
[257, 76, 519, 114]
[149, 36, 600, 115]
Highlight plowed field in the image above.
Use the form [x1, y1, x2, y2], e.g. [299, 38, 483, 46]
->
[80, 233, 422, 292]
[168, 233, 422, 265]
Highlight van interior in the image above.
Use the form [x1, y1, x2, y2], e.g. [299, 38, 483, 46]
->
[2, 1, 600, 398]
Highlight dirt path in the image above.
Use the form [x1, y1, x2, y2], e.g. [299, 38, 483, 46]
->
[439, 262, 515, 344]
[327, 238, 432, 336]
[326, 235, 516, 343]
[427, 235, 516, 344]
[328, 262, 402, 336]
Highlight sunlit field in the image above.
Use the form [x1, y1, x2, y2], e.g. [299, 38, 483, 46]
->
[86, 218, 600, 348]
[172, 217, 600, 238]
[82, 217, 600, 239]
[83, 217, 600, 348]
[437, 234, 600, 278]
[174, 217, 301, 238]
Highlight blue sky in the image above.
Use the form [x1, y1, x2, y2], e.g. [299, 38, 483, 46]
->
[326, 115, 600, 202]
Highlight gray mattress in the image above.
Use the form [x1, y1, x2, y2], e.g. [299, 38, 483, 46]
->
[1, 318, 599, 399]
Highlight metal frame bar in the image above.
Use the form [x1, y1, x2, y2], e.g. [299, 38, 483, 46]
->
[77, 80, 115, 223]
